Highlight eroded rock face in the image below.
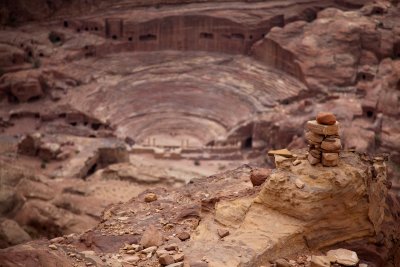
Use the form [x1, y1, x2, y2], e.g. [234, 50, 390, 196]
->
[0, 0, 399, 264]
[0, 219, 31, 248]
[0, 71, 43, 102]
[0, 151, 397, 267]
[252, 5, 400, 91]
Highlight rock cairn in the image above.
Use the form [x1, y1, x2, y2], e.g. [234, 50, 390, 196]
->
[305, 112, 341, 167]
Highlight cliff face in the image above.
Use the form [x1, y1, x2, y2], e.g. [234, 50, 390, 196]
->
[251, 2, 400, 181]
[0, 151, 398, 267]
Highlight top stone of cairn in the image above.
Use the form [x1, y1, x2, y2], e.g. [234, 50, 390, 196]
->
[316, 112, 337, 125]
[306, 120, 339, 135]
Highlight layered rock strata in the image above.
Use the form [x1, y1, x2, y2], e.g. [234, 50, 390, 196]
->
[0, 151, 398, 267]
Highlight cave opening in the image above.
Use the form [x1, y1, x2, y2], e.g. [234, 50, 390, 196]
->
[303, 9, 317, 22]
[85, 163, 98, 178]
[373, 7, 384, 15]
[366, 110, 374, 118]
[231, 33, 244, 40]
[49, 32, 61, 44]
[200, 32, 214, 39]
[357, 72, 374, 82]
[139, 34, 157, 41]
[243, 137, 253, 149]
[27, 95, 41, 102]
[397, 80, 400, 90]
[91, 123, 101, 130]
[112, 35, 118, 40]
[63, 21, 69, 28]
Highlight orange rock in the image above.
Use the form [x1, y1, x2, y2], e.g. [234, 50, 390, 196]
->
[177, 231, 190, 241]
[308, 153, 320, 165]
[316, 112, 337, 125]
[159, 254, 175, 265]
[140, 225, 164, 248]
[250, 168, 272, 186]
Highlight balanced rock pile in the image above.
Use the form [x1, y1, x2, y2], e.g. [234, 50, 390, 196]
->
[305, 112, 341, 167]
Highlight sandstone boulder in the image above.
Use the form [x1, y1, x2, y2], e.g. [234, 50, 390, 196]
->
[321, 153, 339, 167]
[0, 71, 44, 102]
[307, 153, 320, 165]
[144, 193, 158, 202]
[38, 142, 61, 161]
[275, 258, 290, 267]
[305, 131, 324, 143]
[326, 249, 359, 266]
[177, 231, 190, 241]
[321, 138, 341, 151]
[159, 254, 175, 265]
[250, 168, 272, 186]
[310, 255, 330, 267]
[17, 133, 41, 156]
[0, 219, 31, 248]
[0, 186, 18, 215]
[316, 112, 336, 125]
[140, 225, 163, 248]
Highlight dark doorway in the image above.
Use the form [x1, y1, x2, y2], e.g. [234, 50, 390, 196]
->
[243, 137, 253, 149]
[139, 34, 157, 41]
[200, 32, 214, 39]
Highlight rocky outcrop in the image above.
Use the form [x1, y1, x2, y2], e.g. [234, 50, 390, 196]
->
[1, 151, 398, 266]
[0, 70, 43, 102]
[252, 4, 400, 92]
[251, 2, 400, 181]
[0, 154, 191, 245]
[0, 219, 31, 248]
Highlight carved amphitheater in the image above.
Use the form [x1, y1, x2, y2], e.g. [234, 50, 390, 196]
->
[0, 0, 400, 266]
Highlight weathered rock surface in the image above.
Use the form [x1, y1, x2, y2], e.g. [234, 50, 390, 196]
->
[327, 248, 359, 266]
[0, 1, 399, 266]
[0, 219, 31, 248]
[310, 255, 330, 267]
[0, 151, 398, 267]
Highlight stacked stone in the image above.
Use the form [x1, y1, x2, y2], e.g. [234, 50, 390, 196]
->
[305, 112, 341, 167]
